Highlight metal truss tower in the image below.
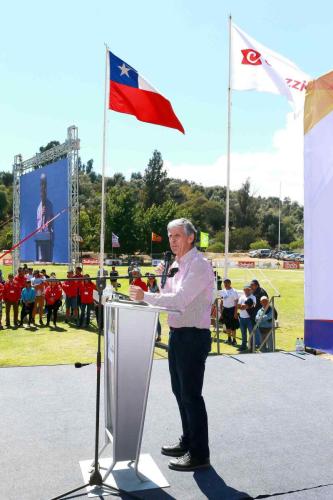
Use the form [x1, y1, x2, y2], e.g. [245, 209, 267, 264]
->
[12, 125, 80, 271]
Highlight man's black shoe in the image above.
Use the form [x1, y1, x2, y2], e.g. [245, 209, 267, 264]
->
[168, 452, 210, 471]
[161, 442, 188, 457]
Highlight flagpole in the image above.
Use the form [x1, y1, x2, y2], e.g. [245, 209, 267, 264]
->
[224, 14, 232, 279]
[278, 182, 281, 251]
[99, 44, 109, 275]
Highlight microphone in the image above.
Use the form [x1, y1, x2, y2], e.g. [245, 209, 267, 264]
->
[75, 362, 92, 368]
[169, 267, 178, 278]
[161, 251, 173, 289]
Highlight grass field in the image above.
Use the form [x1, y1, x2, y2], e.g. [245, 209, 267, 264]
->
[0, 264, 304, 367]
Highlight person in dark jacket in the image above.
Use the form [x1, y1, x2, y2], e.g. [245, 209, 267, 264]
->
[250, 279, 268, 314]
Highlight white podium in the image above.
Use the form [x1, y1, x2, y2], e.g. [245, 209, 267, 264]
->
[80, 297, 179, 496]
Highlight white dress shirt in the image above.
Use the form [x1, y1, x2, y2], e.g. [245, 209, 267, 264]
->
[143, 247, 215, 329]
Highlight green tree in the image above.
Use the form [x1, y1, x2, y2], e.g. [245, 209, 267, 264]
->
[142, 150, 169, 209]
[39, 140, 60, 153]
[229, 226, 256, 251]
[139, 200, 187, 253]
[105, 186, 141, 253]
[233, 178, 258, 228]
[0, 189, 8, 218]
[0, 172, 13, 187]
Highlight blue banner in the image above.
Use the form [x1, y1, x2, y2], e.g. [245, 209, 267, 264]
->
[20, 159, 69, 263]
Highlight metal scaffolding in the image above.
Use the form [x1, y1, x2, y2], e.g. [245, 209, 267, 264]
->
[12, 125, 80, 271]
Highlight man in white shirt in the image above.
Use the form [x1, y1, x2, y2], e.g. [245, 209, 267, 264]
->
[220, 279, 239, 345]
[237, 285, 256, 351]
[130, 218, 214, 472]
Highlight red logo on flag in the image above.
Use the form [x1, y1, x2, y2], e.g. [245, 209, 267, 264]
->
[241, 49, 262, 65]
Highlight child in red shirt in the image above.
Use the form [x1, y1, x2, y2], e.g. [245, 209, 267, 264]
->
[3, 274, 21, 327]
[78, 275, 96, 327]
[45, 280, 63, 327]
[131, 268, 148, 292]
[62, 270, 79, 324]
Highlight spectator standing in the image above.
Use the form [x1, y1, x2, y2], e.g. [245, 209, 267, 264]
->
[110, 266, 119, 287]
[79, 275, 96, 327]
[220, 278, 239, 345]
[20, 280, 36, 327]
[14, 268, 27, 294]
[147, 273, 161, 342]
[214, 271, 222, 291]
[0, 280, 4, 329]
[45, 280, 62, 327]
[31, 270, 46, 325]
[27, 268, 34, 281]
[75, 266, 83, 306]
[3, 274, 21, 327]
[250, 279, 268, 315]
[131, 268, 148, 291]
[127, 263, 134, 284]
[237, 285, 256, 351]
[62, 270, 79, 324]
[41, 269, 50, 279]
[255, 296, 274, 351]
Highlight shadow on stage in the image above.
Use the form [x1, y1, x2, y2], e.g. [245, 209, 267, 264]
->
[59, 468, 252, 500]
[194, 467, 252, 500]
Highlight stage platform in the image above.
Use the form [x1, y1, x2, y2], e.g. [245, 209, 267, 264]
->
[1, 353, 333, 499]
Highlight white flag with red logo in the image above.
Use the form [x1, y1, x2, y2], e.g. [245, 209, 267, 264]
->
[231, 22, 310, 110]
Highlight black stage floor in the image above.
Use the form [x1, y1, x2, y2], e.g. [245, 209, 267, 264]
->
[1, 353, 333, 500]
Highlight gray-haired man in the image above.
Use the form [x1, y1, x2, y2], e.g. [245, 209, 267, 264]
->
[130, 218, 214, 471]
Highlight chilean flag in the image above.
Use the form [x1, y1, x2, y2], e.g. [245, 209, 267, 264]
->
[108, 51, 184, 134]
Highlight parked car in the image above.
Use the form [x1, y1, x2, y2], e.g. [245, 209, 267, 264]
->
[248, 250, 258, 258]
[256, 249, 271, 258]
[282, 252, 298, 260]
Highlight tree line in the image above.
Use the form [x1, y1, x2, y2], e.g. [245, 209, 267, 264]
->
[0, 149, 303, 255]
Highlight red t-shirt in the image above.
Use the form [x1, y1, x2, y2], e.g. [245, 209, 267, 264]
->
[0, 283, 4, 301]
[62, 280, 78, 298]
[3, 281, 21, 302]
[132, 278, 148, 292]
[45, 285, 63, 305]
[14, 274, 27, 292]
[79, 281, 96, 304]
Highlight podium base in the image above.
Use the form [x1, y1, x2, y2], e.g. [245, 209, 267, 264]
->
[79, 454, 169, 497]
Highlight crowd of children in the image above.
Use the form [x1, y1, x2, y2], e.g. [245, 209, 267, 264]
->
[0, 265, 96, 329]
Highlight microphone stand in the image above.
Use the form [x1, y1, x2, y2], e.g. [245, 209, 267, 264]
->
[49, 269, 178, 499]
[50, 276, 120, 499]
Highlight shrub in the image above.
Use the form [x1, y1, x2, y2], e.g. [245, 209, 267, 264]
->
[290, 239, 304, 250]
[207, 242, 225, 253]
[250, 239, 270, 250]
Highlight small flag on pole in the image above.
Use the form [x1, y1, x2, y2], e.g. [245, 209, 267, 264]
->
[151, 232, 162, 243]
[108, 51, 184, 133]
[112, 232, 120, 248]
[199, 232, 209, 248]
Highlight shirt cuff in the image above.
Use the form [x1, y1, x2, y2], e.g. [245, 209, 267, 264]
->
[143, 292, 159, 305]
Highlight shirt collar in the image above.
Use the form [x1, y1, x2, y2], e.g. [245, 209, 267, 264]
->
[176, 246, 197, 266]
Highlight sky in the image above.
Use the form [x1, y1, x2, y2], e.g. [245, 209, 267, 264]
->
[1, 0, 333, 204]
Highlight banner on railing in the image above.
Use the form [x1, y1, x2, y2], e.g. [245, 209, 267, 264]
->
[283, 261, 300, 269]
[238, 261, 255, 268]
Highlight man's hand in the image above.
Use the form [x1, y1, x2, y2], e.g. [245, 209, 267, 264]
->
[129, 285, 144, 302]
[155, 262, 165, 275]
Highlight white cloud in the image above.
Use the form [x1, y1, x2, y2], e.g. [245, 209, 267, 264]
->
[165, 112, 304, 203]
